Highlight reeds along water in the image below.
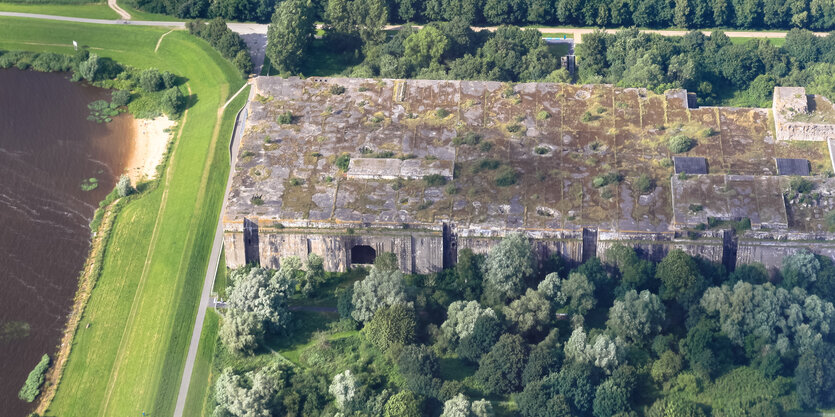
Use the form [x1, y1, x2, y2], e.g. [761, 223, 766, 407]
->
[0, 68, 133, 416]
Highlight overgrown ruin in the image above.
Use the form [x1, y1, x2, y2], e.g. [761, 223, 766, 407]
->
[223, 78, 835, 274]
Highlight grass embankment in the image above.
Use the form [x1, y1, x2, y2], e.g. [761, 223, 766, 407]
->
[182, 310, 220, 417]
[0, 17, 244, 417]
[0, 2, 118, 18]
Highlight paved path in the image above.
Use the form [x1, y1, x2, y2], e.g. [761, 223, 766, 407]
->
[171, 85, 253, 417]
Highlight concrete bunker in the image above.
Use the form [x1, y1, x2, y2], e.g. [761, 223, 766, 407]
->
[351, 245, 377, 265]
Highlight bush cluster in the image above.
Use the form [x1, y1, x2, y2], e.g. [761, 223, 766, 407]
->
[186, 18, 252, 75]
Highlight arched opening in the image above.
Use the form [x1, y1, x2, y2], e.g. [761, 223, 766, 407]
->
[351, 245, 376, 265]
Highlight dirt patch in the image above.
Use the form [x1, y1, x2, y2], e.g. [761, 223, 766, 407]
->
[125, 116, 176, 183]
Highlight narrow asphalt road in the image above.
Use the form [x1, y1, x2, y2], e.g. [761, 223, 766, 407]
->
[171, 83, 253, 417]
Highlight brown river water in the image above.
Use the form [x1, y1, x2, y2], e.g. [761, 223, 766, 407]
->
[0, 68, 133, 416]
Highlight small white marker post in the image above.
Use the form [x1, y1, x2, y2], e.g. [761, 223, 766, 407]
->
[72, 40, 78, 51]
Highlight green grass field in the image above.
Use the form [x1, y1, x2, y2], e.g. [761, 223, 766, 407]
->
[0, 17, 244, 417]
[115, 0, 182, 21]
[183, 309, 220, 417]
[0, 2, 119, 18]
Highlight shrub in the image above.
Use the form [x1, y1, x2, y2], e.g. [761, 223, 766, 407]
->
[536, 110, 550, 120]
[250, 195, 264, 205]
[289, 177, 303, 186]
[581, 111, 594, 122]
[668, 135, 696, 153]
[790, 176, 814, 194]
[478, 141, 493, 152]
[160, 87, 185, 117]
[18, 354, 50, 402]
[365, 304, 416, 352]
[374, 151, 395, 158]
[232, 50, 252, 75]
[116, 175, 133, 197]
[495, 166, 518, 186]
[277, 111, 293, 124]
[453, 132, 481, 146]
[110, 90, 131, 108]
[335, 153, 351, 171]
[139, 68, 165, 92]
[592, 172, 623, 188]
[435, 108, 450, 118]
[689, 204, 703, 212]
[424, 174, 448, 187]
[634, 174, 654, 193]
[445, 184, 458, 195]
[330, 84, 346, 95]
[535, 146, 550, 155]
[506, 123, 522, 133]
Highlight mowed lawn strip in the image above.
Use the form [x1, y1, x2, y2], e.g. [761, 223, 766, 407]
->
[0, 18, 243, 417]
[0, 2, 119, 19]
[183, 309, 221, 417]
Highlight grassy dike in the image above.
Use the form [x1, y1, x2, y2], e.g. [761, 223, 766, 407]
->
[0, 17, 244, 416]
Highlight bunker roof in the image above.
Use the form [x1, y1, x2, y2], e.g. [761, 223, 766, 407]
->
[224, 77, 834, 234]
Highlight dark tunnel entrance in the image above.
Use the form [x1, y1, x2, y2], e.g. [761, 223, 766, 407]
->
[351, 245, 376, 265]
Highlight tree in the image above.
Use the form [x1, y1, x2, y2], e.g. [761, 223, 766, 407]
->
[330, 369, 359, 411]
[18, 354, 49, 402]
[75, 53, 101, 81]
[782, 249, 820, 289]
[796, 342, 835, 409]
[116, 174, 133, 197]
[453, 248, 484, 300]
[220, 309, 265, 356]
[300, 253, 326, 296]
[700, 281, 835, 355]
[233, 49, 253, 75]
[483, 233, 535, 304]
[384, 390, 421, 417]
[404, 26, 449, 69]
[351, 265, 410, 322]
[784, 28, 820, 65]
[562, 272, 596, 315]
[651, 350, 683, 383]
[607, 289, 665, 344]
[505, 288, 552, 337]
[326, 0, 388, 47]
[516, 380, 572, 417]
[656, 249, 707, 307]
[215, 363, 289, 417]
[266, 0, 315, 74]
[605, 244, 654, 292]
[398, 344, 440, 377]
[441, 301, 501, 361]
[365, 304, 417, 352]
[565, 327, 624, 374]
[440, 393, 494, 417]
[160, 87, 185, 117]
[139, 68, 165, 92]
[592, 379, 630, 417]
[553, 362, 597, 414]
[111, 90, 131, 108]
[227, 265, 295, 332]
[475, 334, 528, 395]
[679, 319, 735, 377]
[522, 330, 562, 385]
[375, 251, 400, 272]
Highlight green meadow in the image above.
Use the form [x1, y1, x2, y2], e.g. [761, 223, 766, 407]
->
[0, 17, 244, 417]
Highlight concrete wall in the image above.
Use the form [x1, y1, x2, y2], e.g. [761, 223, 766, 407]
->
[224, 229, 444, 274]
[225, 224, 835, 275]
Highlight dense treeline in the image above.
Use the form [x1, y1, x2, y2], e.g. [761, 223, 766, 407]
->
[578, 27, 835, 106]
[186, 18, 253, 75]
[0, 49, 186, 118]
[267, 0, 569, 82]
[212, 234, 835, 416]
[132, 0, 835, 31]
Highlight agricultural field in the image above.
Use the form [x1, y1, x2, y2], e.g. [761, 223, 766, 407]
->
[0, 17, 245, 417]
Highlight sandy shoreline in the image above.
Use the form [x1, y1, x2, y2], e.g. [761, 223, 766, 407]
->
[125, 116, 175, 183]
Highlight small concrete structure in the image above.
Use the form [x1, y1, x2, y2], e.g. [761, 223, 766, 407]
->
[775, 158, 810, 176]
[674, 157, 708, 175]
[773, 86, 835, 141]
[671, 175, 788, 229]
[347, 158, 453, 180]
